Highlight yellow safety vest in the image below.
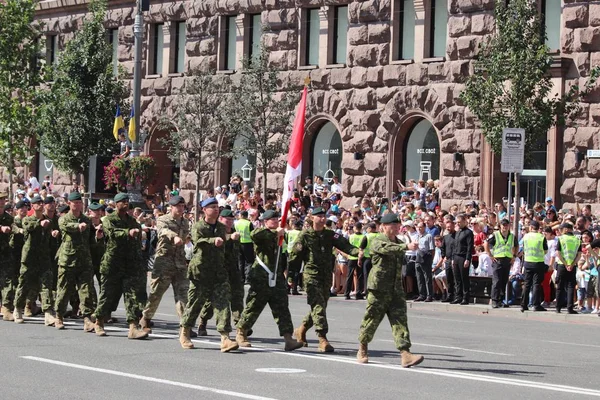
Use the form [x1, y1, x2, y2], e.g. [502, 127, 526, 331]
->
[286, 230, 300, 254]
[492, 231, 514, 258]
[235, 219, 252, 244]
[363, 232, 378, 258]
[348, 233, 363, 260]
[558, 234, 580, 266]
[523, 232, 545, 263]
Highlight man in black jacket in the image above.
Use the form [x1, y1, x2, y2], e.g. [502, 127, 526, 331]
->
[451, 214, 474, 305]
[440, 216, 456, 303]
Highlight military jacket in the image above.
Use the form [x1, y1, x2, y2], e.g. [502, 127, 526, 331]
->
[154, 213, 190, 270]
[0, 211, 14, 254]
[189, 219, 227, 282]
[58, 212, 95, 268]
[89, 220, 106, 268]
[224, 230, 241, 275]
[45, 213, 61, 260]
[368, 235, 407, 292]
[21, 215, 52, 266]
[10, 216, 25, 262]
[251, 228, 285, 279]
[100, 212, 141, 273]
[289, 228, 360, 279]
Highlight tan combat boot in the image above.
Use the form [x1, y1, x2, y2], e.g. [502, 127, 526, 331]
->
[400, 350, 424, 368]
[44, 311, 56, 327]
[139, 317, 152, 334]
[128, 323, 149, 340]
[197, 319, 208, 336]
[83, 317, 95, 332]
[235, 328, 251, 348]
[357, 343, 369, 364]
[1, 306, 14, 321]
[24, 301, 34, 317]
[179, 326, 194, 349]
[283, 333, 303, 352]
[293, 324, 308, 347]
[55, 315, 65, 330]
[94, 318, 107, 336]
[317, 334, 334, 353]
[14, 308, 24, 324]
[220, 334, 239, 353]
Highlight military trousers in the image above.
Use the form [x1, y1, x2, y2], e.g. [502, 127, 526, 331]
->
[301, 278, 330, 335]
[180, 278, 232, 334]
[14, 262, 54, 312]
[358, 289, 411, 351]
[0, 258, 17, 310]
[55, 265, 97, 318]
[200, 265, 244, 327]
[237, 275, 293, 336]
[95, 269, 147, 323]
[142, 265, 189, 320]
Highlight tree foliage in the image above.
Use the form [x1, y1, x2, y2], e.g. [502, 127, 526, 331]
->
[37, 0, 127, 187]
[460, 0, 599, 156]
[0, 0, 42, 196]
[160, 70, 233, 218]
[227, 44, 299, 190]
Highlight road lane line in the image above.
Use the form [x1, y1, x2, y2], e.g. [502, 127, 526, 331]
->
[21, 356, 278, 400]
[542, 340, 600, 349]
[377, 340, 513, 356]
[410, 315, 476, 324]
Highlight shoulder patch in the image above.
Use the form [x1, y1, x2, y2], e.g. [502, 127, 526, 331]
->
[333, 233, 340, 239]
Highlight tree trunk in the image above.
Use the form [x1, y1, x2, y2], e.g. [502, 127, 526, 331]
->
[7, 136, 13, 202]
[263, 169, 267, 194]
[194, 150, 202, 221]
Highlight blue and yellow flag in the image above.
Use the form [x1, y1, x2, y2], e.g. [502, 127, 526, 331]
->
[113, 104, 124, 141]
[128, 107, 136, 142]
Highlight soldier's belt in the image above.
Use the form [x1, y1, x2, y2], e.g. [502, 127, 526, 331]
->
[256, 256, 276, 287]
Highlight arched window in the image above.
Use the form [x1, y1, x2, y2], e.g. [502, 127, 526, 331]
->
[404, 119, 440, 181]
[311, 122, 343, 184]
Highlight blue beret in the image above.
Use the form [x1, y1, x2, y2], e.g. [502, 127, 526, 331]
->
[201, 197, 218, 207]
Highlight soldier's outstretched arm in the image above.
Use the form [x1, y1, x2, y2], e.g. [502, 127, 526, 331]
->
[101, 217, 129, 240]
[192, 223, 218, 247]
[157, 218, 178, 240]
[22, 217, 41, 233]
[250, 227, 271, 245]
[58, 215, 80, 233]
[371, 240, 407, 256]
[333, 233, 360, 258]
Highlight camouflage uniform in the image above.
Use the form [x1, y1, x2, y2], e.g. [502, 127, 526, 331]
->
[55, 212, 98, 318]
[200, 229, 243, 327]
[180, 219, 232, 333]
[46, 213, 61, 291]
[14, 215, 54, 312]
[237, 227, 293, 335]
[289, 229, 359, 335]
[89, 219, 105, 283]
[142, 213, 190, 320]
[94, 212, 147, 323]
[358, 234, 412, 351]
[0, 211, 15, 311]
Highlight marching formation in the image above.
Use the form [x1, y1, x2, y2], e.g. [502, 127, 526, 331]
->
[0, 191, 425, 368]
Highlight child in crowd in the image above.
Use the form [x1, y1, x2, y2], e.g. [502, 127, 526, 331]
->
[475, 245, 492, 277]
[576, 258, 588, 312]
[431, 236, 445, 299]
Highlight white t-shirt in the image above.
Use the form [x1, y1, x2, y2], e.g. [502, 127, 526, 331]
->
[545, 237, 557, 266]
[29, 177, 41, 191]
[184, 242, 193, 261]
[477, 253, 492, 277]
[330, 183, 342, 194]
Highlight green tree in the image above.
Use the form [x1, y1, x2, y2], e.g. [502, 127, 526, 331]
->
[460, 0, 599, 156]
[37, 0, 127, 192]
[0, 0, 42, 199]
[227, 45, 298, 191]
[160, 71, 233, 220]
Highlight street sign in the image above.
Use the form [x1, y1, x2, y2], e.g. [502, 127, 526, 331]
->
[587, 149, 600, 158]
[501, 128, 525, 173]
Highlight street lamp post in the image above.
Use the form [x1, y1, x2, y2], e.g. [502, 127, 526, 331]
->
[131, 0, 144, 157]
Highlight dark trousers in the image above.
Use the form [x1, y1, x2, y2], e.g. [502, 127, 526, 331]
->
[445, 262, 455, 297]
[239, 242, 255, 283]
[345, 259, 364, 297]
[362, 258, 372, 288]
[452, 256, 470, 302]
[491, 257, 511, 303]
[555, 264, 576, 311]
[415, 255, 433, 297]
[521, 262, 546, 308]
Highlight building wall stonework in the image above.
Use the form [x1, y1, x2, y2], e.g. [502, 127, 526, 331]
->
[27, 0, 600, 210]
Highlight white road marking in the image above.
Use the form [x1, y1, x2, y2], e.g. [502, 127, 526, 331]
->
[542, 340, 600, 349]
[255, 368, 305, 374]
[410, 315, 476, 324]
[21, 356, 278, 400]
[377, 340, 513, 356]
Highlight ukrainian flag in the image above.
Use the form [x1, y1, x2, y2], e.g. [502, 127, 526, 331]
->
[113, 105, 124, 141]
[128, 107, 136, 142]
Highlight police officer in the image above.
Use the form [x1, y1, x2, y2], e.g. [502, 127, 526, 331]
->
[356, 213, 423, 367]
[484, 219, 518, 308]
[554, 223, 582, 314]
[289, 207, 361, 353]
[235, 211, 254, 283]
[235, 210, 303, 351]
[286, 220, 303, 295]
[345, 222, 364, 300]
[521, 220, 548, 312]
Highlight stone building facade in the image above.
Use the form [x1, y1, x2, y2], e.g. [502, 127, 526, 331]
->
[11, 0, 600, 209]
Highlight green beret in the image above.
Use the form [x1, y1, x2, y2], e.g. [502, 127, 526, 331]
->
[114, 192, 130, 203]
[220, 209, 234, 218]
[260, 210, 280, 220]
[311, 207, 326, 216]
[30, 195, 44, 204]
[381, 213, 400, 224]
[89, 202, 103, 211]
[68, 192, 82, 201]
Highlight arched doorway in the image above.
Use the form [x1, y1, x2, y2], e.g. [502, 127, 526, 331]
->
[147, 128, 179, 196]
[310, 121, 343, 184]
[404, 119, 440, 182]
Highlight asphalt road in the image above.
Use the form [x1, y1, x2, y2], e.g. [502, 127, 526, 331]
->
[1, 283, 599, 400]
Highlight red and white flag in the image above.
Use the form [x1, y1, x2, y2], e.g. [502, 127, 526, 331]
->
[280, 85, 308, 232]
